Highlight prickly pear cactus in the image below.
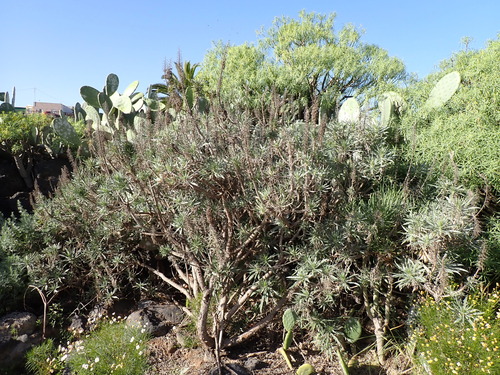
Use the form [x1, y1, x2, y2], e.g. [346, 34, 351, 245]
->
[105, 73, 119, 96]
[296, 363, 316, 375]
[52, 117, 81, 146]
[80, 86, 101, 109]
[338, 97, 360, 123]
[344, 317, 362, 344]
[379, 91, 405, 127]
[282, 308, 298, 332]
[424, 71, 461, 110]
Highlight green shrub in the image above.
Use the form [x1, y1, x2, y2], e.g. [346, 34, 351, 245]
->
[0, 112, 51, 154]
[0, 210, 40, 314]
[401, 37, 500, 193]
[413, 285, 500, 374]
[66, 319, 150, 375]
[25, 339, 64, 375]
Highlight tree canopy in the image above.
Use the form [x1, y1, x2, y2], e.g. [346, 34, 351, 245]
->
[199, 11, 407, 123]
[401, 36, 500, 193]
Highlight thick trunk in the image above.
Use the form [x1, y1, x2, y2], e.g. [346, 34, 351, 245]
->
[372, 316, 386, 365]
[197, 289, 215, 348]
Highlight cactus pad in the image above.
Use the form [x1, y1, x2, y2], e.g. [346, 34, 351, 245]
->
[296, 363, 316, 375]
[344, 317, 362, 343]
[424, 71, 461, 110]
[282, 308, 298, 332]
[338, 97, 360, 123]
[80, 86, 101, 109]
[105, 73, 119, 96]
[52, 118, 81, 146]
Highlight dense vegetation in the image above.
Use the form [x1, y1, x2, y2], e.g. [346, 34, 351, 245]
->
[0, 12, 498, 375]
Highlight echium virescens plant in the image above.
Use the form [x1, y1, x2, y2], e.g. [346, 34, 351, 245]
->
[100, 89, 417, 367]
[100, 111, 342, 356]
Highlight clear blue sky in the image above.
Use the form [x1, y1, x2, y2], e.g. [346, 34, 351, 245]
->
[2, 0, 499, 107]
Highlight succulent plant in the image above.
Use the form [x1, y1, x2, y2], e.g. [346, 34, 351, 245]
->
[344, 317, 362, 344]
[423, 71, 461, 110]
[379, 91, 405, 127]
[282, 308, 298, 350]
[0, 87, 16, 113]
[52, 115, 81, 147]
[338, 97, 360, 123]
[80, 74, 164, 142]
[296, 363, 316, 375]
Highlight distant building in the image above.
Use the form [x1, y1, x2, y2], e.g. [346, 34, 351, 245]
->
[26, 102, 73, 117]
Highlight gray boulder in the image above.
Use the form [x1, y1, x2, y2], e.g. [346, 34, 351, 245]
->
[126, 302, 185, 337]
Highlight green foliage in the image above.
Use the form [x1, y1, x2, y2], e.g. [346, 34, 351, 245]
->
[199, 11, 406, 122]
[401, 37, 500, 192]
[0, 159, 145, 310]
[413, 285, 500, 374]
[25, 339, 64, 375]
[0, 210, 40, 314]
[152, 59, 202, 114]
[483, 214, 500, 280]
[66, 320, 150, 375]
[80, 73, 164, 142]
[0, 112, 51, 154]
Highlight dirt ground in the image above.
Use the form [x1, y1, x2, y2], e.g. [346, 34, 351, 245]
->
[145, 329, 412, 375]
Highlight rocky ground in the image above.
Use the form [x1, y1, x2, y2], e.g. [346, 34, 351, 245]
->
[0, 301, 412, 375]
[145, 328, 411, 375]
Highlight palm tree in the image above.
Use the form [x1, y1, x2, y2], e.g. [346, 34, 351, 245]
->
[152, 59, 200, 114]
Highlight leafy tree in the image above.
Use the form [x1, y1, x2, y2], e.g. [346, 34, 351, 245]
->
[199, 11, 407, 124]
[401, 36, 500, 194]
[152, 59, 201, 114]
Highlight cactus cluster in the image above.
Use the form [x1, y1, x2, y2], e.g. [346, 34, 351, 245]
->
[337, 71, 461, 126]
[278, 309, 316, 374]
[80, 74, 164, 142]
[0, 87, 16, 112]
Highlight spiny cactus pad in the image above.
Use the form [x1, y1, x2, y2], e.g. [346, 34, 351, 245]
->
[105, 74, 119, 96]
[52, 118, 81, 146]
[344, 317, 362, 343]
[338, 97, 360, 123]
[296, 363, 316, 375]
[424, 71, 461, 110]
[80, 86, 100, 109]
[282, 308, 298, 332]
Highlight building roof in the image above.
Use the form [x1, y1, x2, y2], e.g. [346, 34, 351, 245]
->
[28, 102, 73, 115]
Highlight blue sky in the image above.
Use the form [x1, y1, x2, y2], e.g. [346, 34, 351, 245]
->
[2, 0, 499, 107]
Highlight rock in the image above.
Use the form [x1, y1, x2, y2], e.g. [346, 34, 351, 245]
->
[68, 314, 85, 336]
[86, 304, 107, 330]
[0, 332, 43, 369]
[0, 311, 42, 369]
[126, 303, 185, 337]
[244, 357, 268, 371]
[208, 363, 252, 375]
[0, 311, 37, 337]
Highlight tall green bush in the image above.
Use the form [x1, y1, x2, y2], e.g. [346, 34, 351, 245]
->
[401, 37, 500, 193]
